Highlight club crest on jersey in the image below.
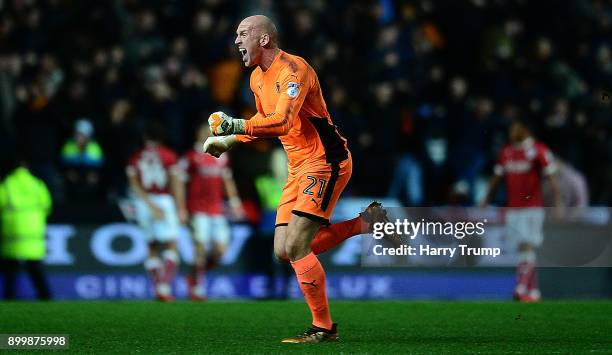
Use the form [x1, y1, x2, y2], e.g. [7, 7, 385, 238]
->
[287, 82, 299, 98]
[275, 82, 280, 93]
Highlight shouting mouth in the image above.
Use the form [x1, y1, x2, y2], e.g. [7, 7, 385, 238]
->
[239, 48, 247, 62]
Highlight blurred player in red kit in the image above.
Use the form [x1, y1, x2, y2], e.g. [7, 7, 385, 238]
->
[126, 123, 185, 302]
[178, 121, 243, 300]
[481, 119, 561, 302]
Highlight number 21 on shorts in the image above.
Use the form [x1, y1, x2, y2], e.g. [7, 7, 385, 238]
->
[302, 176, 326, 198]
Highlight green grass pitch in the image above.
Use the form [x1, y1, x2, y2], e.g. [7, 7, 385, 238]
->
[0, 300, 611, 354]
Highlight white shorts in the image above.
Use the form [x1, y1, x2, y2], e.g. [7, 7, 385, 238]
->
[190, 213, 231, 249]
[134, 194, 179, 243]
[505, 208, 545, 247]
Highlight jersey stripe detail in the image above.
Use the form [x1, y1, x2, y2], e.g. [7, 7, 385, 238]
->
[252, 115, 289, 130]
[308, 117, 349, 164]
[321, 163, 339, 211]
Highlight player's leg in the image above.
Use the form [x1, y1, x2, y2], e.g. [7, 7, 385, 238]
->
[273, 175, 298, 264]
[2, 258, 19, 300]
[283, 213, 338, 343]
[306, 157, 390, 254]
[144, 241, 166, 298]
[507, 210, 527, 299]
[25, 260, 51, 300]
[209, 215, 231, 267]
[187, 213, 210, 300]
[508, 209, 538, 302]
[136, 197, 165, 299]
[273, 169, 337, 342]
[310, 201, 392, 254]
[274, 225, 289, 263]
[525, 208, 545, 301]
[190, 215, 232, 300]
[516, 241, 537, 301]
[191, 241, 207, 299]
[281, 162, 352, 343]
[281, 203, 391, 257]
[153, 194, 180, 301]
[158, 241, 178, 301]
[272, 225, 292, 299]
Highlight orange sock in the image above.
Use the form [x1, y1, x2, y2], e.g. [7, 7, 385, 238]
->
[291, 252, 333, 330]
[310, 216, 363, 255]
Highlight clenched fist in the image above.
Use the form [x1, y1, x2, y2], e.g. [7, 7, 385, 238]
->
[208, 111, 246, 136]
[202, 135, 237, 158]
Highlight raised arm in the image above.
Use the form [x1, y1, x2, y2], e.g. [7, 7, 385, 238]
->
[208, 68, 310, 138]
[235, 91, 264, 143]
[243, 70, 309, 137]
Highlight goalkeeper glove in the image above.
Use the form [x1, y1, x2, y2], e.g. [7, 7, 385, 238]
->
[208, 111, 246, 136]
[202, 135, 237, 158]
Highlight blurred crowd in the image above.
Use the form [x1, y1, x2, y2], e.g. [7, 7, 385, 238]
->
[0, 0, 611, 207]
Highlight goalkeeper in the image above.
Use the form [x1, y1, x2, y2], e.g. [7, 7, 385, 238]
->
[204, 15, 388, 343]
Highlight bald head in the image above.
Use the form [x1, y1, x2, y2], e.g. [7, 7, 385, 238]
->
[235, 15, 280, 68]
[239, 15, 278, 47]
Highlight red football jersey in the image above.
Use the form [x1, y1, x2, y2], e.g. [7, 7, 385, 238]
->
[494, 138, 556, 207]
[180, 150, 228, 215]
[127, 143, 178, 194]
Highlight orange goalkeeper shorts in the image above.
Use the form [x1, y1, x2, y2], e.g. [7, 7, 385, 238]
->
[275, 156, 352, 226]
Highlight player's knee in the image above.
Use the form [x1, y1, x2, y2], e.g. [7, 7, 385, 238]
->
[284, 233, 309, 261]
[148, 242, 159, 255]
[161, 248, 180, 265]
[162, 241, 177, 250]
[274, 245, 289, 263]
[214, 247, 227, 258]
[274, 253, 290, 264]
[284, 241, 299, 260]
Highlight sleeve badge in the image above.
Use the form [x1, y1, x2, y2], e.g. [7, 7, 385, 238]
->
[287, 82, 300, 98]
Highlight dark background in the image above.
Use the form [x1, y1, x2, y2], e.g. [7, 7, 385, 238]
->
[0, 0, 610, 210]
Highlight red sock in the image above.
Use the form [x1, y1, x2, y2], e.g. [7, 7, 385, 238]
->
[144, 257, 162, 287]
[311, 216, 363, 255]
[162, 250, 179, 285]
[291, 252, 333, 330]
[188, 264, 206, 297]
[515, 261, 534, 295]
[527, 266, 538, 291]
[189, 264, 205, 285]
[206, 255, 219, 271]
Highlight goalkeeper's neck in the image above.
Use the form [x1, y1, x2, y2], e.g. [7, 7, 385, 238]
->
[260, 47, 280, 72]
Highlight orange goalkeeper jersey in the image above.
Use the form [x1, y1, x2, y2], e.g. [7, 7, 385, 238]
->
[237, 50, 349, 172]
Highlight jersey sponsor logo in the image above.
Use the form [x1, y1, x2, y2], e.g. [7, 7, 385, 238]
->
[137, 152, 168, 189]
[265, 112, 275, 118]
[197, 166, 224, 177]
[504, 160, 531, 173]
[287, 82, 299, 98]
[525, 147, 536, 160]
